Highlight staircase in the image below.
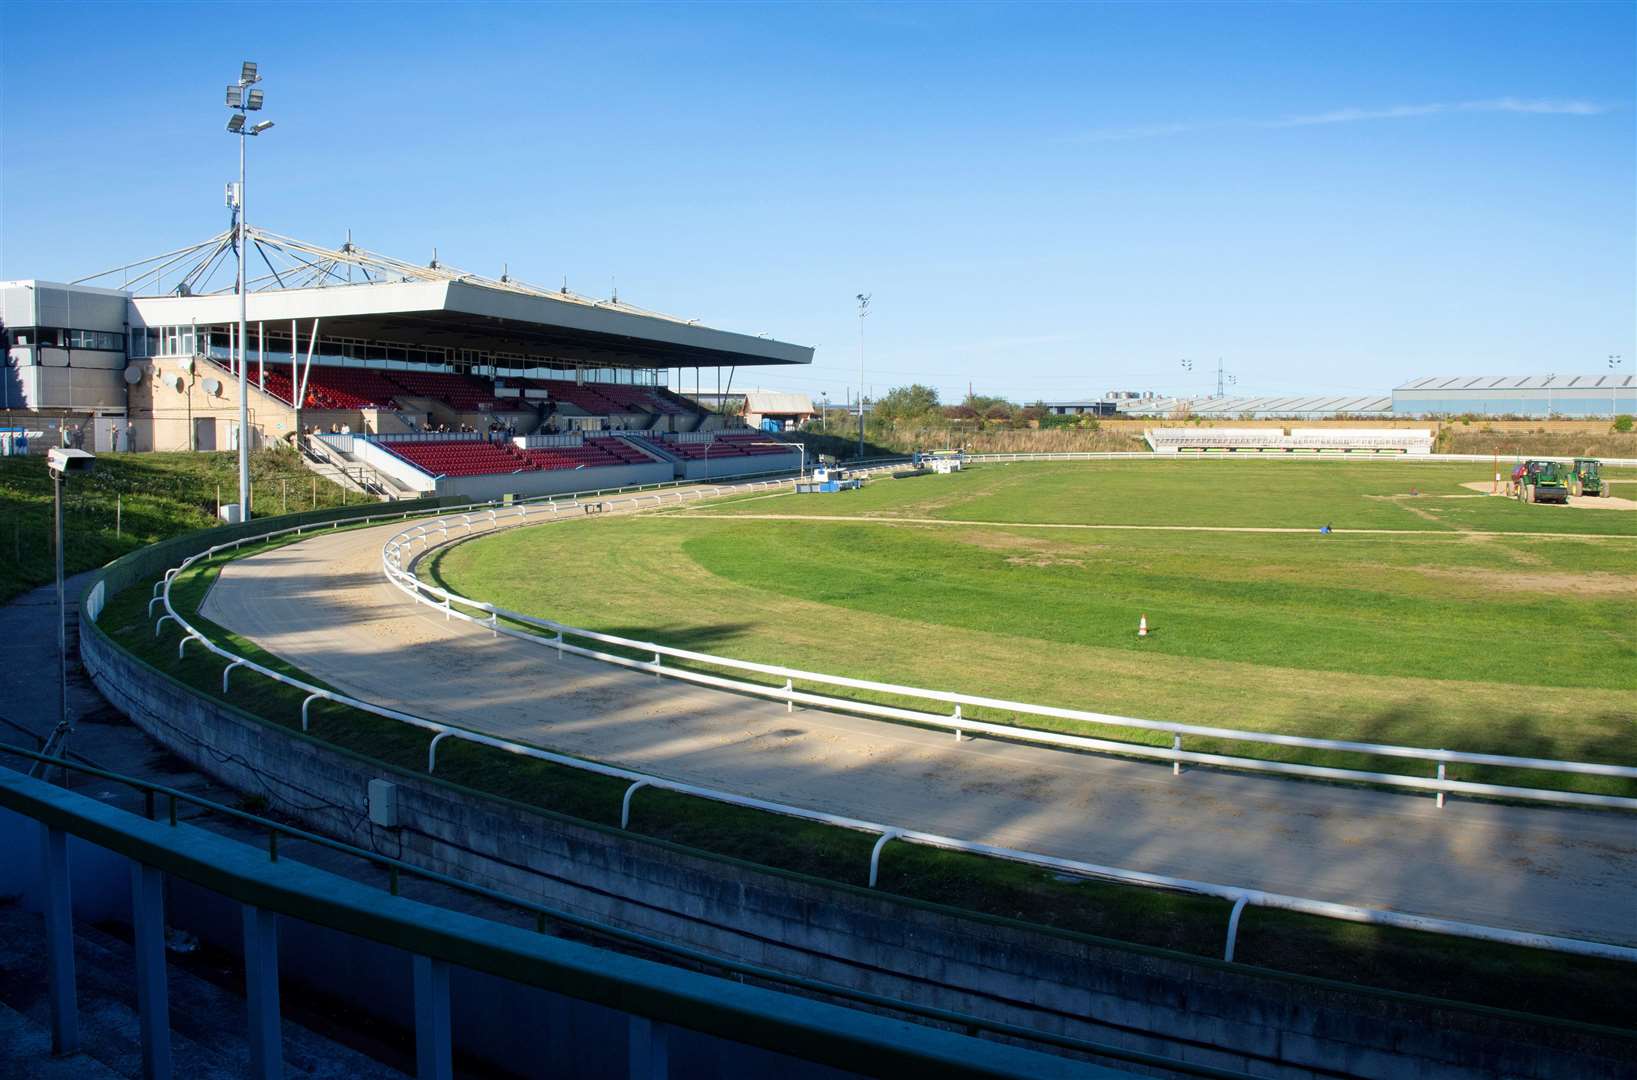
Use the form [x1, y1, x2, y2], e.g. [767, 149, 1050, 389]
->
[299, 435, 412, 501]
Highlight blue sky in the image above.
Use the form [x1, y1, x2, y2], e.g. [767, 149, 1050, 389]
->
[2, 2, 1631, 403]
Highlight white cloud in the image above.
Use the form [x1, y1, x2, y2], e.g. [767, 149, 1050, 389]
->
[1063, 98, 1610, 142]
[1267, 98, 1609, 128]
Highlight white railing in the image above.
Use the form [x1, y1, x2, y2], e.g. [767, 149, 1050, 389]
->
[144, 484, 1637, 968]
[142, 461, 1637, 967]
[381, 509, 1637, 812]
[967, 450, 1637, 467]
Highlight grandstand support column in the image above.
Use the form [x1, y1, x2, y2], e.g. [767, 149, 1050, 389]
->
[242, 904, 283, 1080]
[41, 824, 79, 1055]
[413, 956, 453, 1080]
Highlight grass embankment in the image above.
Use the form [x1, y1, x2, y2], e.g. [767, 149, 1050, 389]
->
[785, 426, 1146, 458]
[1441, 427, 1637, 459]
[430, 460, 1636, 795]
[0, 449, 357, 604]
[788, 419, 1637, 460]
[98, 544, 1637, 1028]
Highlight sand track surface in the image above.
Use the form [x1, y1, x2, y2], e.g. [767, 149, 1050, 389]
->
[197, 517, 1637, 945]
[1460, 480, 1637, 510]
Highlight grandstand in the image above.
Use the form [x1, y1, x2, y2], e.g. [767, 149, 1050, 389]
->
[633, 431, 797, 462]
[325, 426, 800, 498]
[1145, 427, 1433, 454]
[6, 228, 811, 458]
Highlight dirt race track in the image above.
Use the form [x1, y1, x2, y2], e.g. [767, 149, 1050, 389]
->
[1459, 480, 1637, 510]
[199, 517, 1637, 946]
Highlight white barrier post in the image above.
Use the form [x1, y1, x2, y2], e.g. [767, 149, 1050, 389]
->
[621, 779, 650, 828]
[1437, 757, 1447, 809]
[428, 731, 453, 773]
[1223, 895, 1250, 961]
[869, 829, 901, 887]
[1172, 733, 1183, 776]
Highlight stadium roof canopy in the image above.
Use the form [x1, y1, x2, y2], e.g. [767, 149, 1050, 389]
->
[72, 227, 811, 372]
[1396, 374, 1633, 391]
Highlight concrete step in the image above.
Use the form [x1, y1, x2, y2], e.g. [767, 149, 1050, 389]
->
[0, 904, 408, 1080]
[0, 996, 126, 1080]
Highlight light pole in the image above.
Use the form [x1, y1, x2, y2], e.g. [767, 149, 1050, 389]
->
[226, 60, 273, 521]
[856, 293, 871, 459]
[47, 448, 94, 760]
[1612, 356, 1626, 419]
[1545, 372, 1556, 420]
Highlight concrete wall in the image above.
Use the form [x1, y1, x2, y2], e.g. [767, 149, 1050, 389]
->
[77, 609, 1634, 1080]
[439, 460, 672, 501]
[682, 451, 801, 480]
[125, 357, 297, 453]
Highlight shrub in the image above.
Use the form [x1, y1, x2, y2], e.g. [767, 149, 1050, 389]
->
[1615, 415, 1634, 434]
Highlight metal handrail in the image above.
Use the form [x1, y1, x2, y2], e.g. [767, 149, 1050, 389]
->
[0, 763, 1192, 1080]
[0, 741, 1262, 1078]
[143, 490, 1637, 965]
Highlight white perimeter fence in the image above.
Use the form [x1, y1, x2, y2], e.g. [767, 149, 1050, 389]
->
[146, 455, 1637, 968]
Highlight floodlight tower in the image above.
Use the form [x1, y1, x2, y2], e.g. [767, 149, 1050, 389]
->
[226, 61, 274, 520]
[856, 293, 871, 459]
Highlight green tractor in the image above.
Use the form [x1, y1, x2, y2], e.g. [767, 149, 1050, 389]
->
[1512, 459, 1570, 504]
[1569, 457, 1610, 498]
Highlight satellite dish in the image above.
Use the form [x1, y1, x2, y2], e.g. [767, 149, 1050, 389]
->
[178, 356, 195, 374]
[202, 377, 223, 396]
[123, 365, 145, 385]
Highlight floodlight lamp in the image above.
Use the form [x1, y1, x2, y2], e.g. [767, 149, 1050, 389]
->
[227, 114, 246, 133]
[226, 85, 243, 107]
[246, 88, 264, 110]
[241, 61, 259, 83]
[250, 120, 274, 134]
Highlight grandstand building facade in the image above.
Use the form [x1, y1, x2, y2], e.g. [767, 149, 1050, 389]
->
[1, 229, 809, 494]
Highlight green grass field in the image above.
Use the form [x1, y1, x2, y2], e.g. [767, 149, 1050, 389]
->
[93, 536, 1637, 1026]
[427, 460, 1636, 789]
[0, 449, 356, 604]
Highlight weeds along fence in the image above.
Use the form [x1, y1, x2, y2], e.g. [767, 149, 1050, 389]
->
[122, 472, 1637, 969]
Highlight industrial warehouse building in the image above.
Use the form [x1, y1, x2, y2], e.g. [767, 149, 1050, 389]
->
[1050, 375, 1633, 421]
[0, 229, 809, 496]
[1390, 374, 1635, 418]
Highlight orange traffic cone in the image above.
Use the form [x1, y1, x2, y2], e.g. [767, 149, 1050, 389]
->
[1138, 615, 1149, 638]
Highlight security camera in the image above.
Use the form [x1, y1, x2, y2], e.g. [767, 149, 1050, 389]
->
[47, 448, 96, 477]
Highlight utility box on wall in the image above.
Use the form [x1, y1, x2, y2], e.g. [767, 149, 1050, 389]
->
[367, 778, 399, 828]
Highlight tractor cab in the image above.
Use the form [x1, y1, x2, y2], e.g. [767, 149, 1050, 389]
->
[1515, 460, 1569, 504]
[1570, 458, 1608, 497]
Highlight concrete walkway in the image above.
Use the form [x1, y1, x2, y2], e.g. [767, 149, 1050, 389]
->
[199, 519, 1637, 946]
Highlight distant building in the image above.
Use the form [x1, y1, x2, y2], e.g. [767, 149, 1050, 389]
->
[686, 389, 816, 431]
[1391, 375, 1635, 418]
[1093, 394, 1392, 420]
